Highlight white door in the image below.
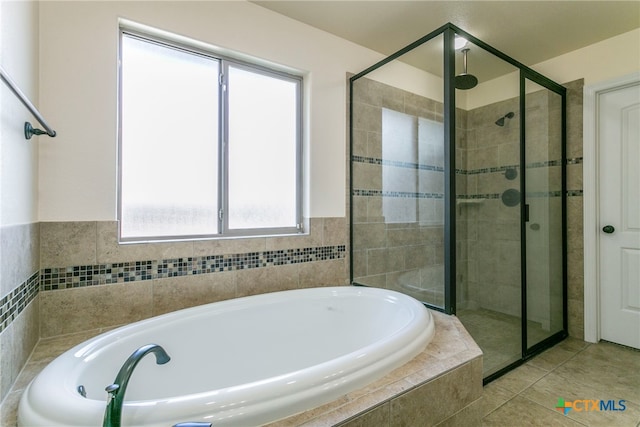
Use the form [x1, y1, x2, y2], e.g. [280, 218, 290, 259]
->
[599, 81, 640, 349]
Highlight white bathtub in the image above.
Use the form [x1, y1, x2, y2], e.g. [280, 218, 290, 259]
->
[18, 286, 434, 426]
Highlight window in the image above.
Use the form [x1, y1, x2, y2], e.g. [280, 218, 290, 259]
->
[118, 30, 302, 242]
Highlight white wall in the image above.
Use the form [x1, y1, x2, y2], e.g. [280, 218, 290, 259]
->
[465, 28, 640, 110]
[38, 1, 388, 221]
[0, 0, 39, 226]
[37, 2, 640, 221]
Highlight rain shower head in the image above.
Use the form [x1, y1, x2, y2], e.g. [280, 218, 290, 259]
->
[455, 48, 478, 90]
[495, 111, 515, 126]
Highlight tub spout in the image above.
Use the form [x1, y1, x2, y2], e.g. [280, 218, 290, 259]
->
[103, 344, 171, 427]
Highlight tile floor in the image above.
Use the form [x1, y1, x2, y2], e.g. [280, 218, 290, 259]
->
[482, 338, 640, 426]
[458, 308, 559, 377]
[2, 331, 639, 426]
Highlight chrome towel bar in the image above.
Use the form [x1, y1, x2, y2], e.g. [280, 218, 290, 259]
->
[0, 65, 57, 139]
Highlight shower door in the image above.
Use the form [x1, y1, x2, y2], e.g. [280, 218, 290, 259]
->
[522, 74, 566, 352]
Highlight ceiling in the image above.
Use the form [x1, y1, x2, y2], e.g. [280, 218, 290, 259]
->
[252, 1, 640, 81]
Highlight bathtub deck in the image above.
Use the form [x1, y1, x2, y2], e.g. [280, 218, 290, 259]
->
[1, 311, 481, 427]
[265, 310, 483, 426]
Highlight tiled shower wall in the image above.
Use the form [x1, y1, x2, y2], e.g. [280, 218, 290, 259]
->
[351, 77, 447, 307]
[350, 76, 585, 336]
[0, 218, 347, 402]
[457, 96, 521, 316]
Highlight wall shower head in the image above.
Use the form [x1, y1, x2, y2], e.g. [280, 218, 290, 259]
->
[495, 111, 515, 126]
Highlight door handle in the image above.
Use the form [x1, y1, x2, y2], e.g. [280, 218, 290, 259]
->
[602, 225, 615, 234]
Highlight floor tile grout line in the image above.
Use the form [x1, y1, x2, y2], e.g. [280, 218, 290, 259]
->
[481, 342, 595, 422]
[517, 394, 591, 426]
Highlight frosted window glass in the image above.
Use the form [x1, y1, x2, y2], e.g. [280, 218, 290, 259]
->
[120, 35, 219, 238]
[227, 66, 298, 229]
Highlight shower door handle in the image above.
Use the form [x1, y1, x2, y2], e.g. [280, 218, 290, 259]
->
[602, 225, 615, 234]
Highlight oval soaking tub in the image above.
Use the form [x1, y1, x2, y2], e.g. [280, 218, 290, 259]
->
[18, 286, 434, 427]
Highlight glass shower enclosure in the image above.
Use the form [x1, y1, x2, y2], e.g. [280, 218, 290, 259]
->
[350, 23, 566, 381]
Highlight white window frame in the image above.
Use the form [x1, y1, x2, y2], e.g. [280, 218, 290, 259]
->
[117, 27, 303, 243]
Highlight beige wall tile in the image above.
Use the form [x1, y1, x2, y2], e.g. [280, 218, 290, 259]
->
[193, 236, 266, 257]
[567, 297, 584, 339]
[0, 298, 39, 402]
[389, 358, 482, 426]
[353, 223, 386, 249]
[339, 403, 390, 427]
[352, 102, 382, 133]
[0, 321, 15, 399]
[40, 221, 97, 267]
[152, 272, 236, 316]
[266, 218, 323, 250]
[322, 217, 348, 247]
[40, 282, 153, 338]
[299, 259, 348, 288]
[97, 221, 194, 263]
[236, 265, 299, 297]
[0, 223, 39, 297]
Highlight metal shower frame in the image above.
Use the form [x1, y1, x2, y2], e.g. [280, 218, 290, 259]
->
[349, 22, 568, 383]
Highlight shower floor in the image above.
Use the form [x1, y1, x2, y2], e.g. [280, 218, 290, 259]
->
[457, 308, 550, 377]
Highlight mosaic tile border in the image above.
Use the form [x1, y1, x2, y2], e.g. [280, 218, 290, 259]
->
[457, 190, 584, 199]
[352, 189, 444, 199]
[352, 155, 445, 172]
[352, 156, 583, 175]
[353, 190, 583, 200]
[0, 245, 347, 333]
[40, 245, 347, 291]
[0, 271, 39, 334]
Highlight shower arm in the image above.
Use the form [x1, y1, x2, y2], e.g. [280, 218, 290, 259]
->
[462, 48, 469, 73]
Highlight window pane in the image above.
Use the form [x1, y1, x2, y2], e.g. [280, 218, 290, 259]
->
[120, 35, 219, 239]
[227, 66, 298, 229]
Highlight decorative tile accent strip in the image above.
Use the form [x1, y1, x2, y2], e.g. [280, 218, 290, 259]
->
[353, 189, 444, 199]
[352, 155, 444, 172]
[567, 157, 583, 165]
[0, 271, 39, 334]
[354, 190, 581, 201]
[40, 245, 346, 291]
[457, 194, 501, 200]
[352, 155, 584, 175]
[464, 164, 520, 175]
[456, 191, 582, 200]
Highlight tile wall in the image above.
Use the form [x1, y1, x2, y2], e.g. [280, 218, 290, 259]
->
[0, 224, 40, 403]
[0, 217, 348, 404]
[564, 80, 585, 339]
[37, 218, 349, 338]
[351, 77, 447, 308]
[350, 76, 585, 336]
